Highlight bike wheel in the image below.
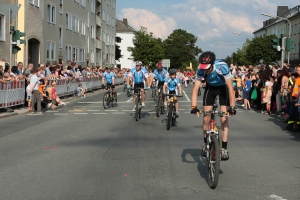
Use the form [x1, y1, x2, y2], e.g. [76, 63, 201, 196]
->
[167, 103, 172, 130]
[207, 135, 220, 189]
[198, 88, 201, 96]
[172, 107, 176, 126]
[112, 93, 117, 107]
[156, 95, 160, 117]
[103, 92, 109, 109]
[135, 97, 140, 121]
[152, 87, 155, 97]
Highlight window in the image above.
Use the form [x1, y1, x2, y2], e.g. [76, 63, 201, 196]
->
[102, 9, 106, 21]
[87, 11, 89, 27]
[82, 20, 86, 35]
[106, 13, 109, 25]
[59, 26, 63, 48]
[73, 16, 78, 33]
[66, 12, 72, 30]
[29, 0, 40, 7]
[295, 24, 297, 34]
[0, 14, 4, 41]
[79, 48, 85, 62]
[90, 50, 94, 64]
[47, 41, 55, 61]
[66, 45, 72, 61]
[91, 25, 95, 39]
[60, 0, 63, 14]
[47, 3, 56, 24]
[73, 47, 79, 62]
[81, 0, 86, 8]
[91, 0, 96, 14]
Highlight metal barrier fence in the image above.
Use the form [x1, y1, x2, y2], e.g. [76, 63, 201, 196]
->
[0, 76, 124, 109]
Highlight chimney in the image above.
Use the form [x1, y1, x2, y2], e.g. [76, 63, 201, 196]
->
[123, 18, 128, 25]
[277, 6, 289, 17]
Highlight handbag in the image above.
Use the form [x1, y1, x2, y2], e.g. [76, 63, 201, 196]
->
[251, 88, 257, 100]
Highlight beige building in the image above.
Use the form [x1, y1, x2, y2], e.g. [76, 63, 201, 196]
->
[254, 5, 300, 65]
[0, 0, 116, 68]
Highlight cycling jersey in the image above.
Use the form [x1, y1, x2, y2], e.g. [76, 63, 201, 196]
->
[153, 69, 168, 82]
[103, 71, 115, 84]
[129, 67, 148, 84]
[165, 77, 181, 91]
[196, 60, 231, 87]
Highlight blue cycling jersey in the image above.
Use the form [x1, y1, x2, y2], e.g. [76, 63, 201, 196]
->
[165, 77, 181, 91]
[103, 71, 115, 84]
[129, 67, 148, 84]
[196, 60, 231, 87]
[153, 69, 168, 82]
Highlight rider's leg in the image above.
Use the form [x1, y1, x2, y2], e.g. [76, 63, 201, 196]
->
[219, 105, 229, 143]
[141, 89, 145, 102]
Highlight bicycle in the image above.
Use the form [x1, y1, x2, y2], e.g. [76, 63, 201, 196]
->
[126, 85, 132, 97]
[156, 88, 165, 117]
[197, 104, 228, 189]
[103, 85, 117, 109]
[133, 87, 149, 121]
[165, 93, 183, 130]
[151, 80, 156, 98]
[123, 81, 127, 92]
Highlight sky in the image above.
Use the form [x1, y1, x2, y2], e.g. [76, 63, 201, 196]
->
[116, 0, 297, 60]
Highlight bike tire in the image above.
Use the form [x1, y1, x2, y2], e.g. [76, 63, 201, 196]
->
[156, 95, 160, 117]
[103, 92, 109, 109]
[198, 88, 201, 96]
[172, 107, 176, 126]
[207, 135, 220, 189]
[152, 88, 155, 97]
[135, 96, 140, 121]
[127, 89, 131, 97]
[167, 103, 172, 130]
[112, 93, 117, 107]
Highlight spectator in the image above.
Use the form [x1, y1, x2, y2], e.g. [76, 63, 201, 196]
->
[50, 82, 66, 109]
[77, 83, 86, 98]
[44, 62, 52, 77]
[243, 74, 252, 110]
[17, 62, 23, 75]
[23, 63, 33, 78]
[0, 65, 7, 85]
[29, 69, 42, 114]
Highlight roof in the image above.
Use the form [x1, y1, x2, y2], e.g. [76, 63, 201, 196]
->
[116, 19, 135, 33]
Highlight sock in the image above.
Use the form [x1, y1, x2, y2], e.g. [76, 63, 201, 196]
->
[222, 141, 227, 149]
[204, 138, 207, 144]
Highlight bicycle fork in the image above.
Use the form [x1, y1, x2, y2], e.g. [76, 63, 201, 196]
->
[206, 119, 219, 160]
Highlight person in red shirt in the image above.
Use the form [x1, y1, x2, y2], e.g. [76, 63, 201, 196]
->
[50, 82, 66, 109]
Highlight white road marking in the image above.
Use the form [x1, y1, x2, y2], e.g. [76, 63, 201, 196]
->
[87, 110, 100, 112]
[182, 90, 191, 102]
[126, 98, 133, 102]
[46, 111, 59, 113]
[93, 113, 107, 115]
[117, 93, 121, 95]
[122, 110, 134, 112]
[269, 194, 287, 200]
[74, 113, 88, 115]
[54, 113, 69, 115]
[112, 112, 126, 114]
[178, 109, 186, 110]
[149, 112, 156, 113]
[28, 114, 43, 116]
[104, 110, 118, 112]
[90, 106, 102, 107]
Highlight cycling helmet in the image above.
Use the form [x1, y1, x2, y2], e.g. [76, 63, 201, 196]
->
[136, 61, 142, 66]
[105, 64, 111, 69]
[156, 62, 163, 69]
[198, 51, 216, 69]
[169, 68, 177, 75]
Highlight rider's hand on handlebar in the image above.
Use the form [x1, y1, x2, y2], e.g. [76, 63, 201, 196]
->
[228, 106, 236, 116]
[127, 85, 131, 89]
[190, 106, 200, 115]
[101, 84, 105, 88]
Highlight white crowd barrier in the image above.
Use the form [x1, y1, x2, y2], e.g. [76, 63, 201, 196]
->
[0, 76, 124, 108]
[0, 79, 26, 109]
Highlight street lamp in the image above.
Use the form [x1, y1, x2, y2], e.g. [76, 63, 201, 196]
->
[261, 13, 291, 64]
[233, 32, 251, 37]
[217, 41, 225, 60]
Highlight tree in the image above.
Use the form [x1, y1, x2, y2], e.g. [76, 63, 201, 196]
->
[246, 34, 279, 65]
[163, 29, 202, 70]
[127, 27, 164, 69]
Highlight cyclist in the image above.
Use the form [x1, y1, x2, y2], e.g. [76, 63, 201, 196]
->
[101, 65, 116, 96]
[190, 51, 236, 160]
[163, 68, 182, 117]
[151, 62, 169, 106]
[127, 61, 150, 111]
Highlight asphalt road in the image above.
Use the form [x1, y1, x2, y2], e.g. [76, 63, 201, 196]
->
[0, 84, 299, 200]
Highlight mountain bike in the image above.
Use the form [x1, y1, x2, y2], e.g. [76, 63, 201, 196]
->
[198, 104, 228, 189]
[134, 87, 149, 121]
[165, 93, 183, 130]
[198, 87, 201, 96]
[156, 88, 165, 117]
[151, 79, 156, 99]
[103, 85, 117, 109]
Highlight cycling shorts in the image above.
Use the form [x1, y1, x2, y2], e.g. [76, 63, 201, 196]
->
[106, 83, 115, 90]
[134, 82, 144, 93]
[157, 81, 165, 89]
[169, 90, 176, 95]
[203, 83, 229, 106]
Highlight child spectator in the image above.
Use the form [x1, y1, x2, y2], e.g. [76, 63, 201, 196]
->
[243, 74, 252, 110]
[50, 82, 66, 109]
[77, 83, 86, 98]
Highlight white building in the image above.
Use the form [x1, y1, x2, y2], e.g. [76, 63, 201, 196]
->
[116, 18, 135, 69]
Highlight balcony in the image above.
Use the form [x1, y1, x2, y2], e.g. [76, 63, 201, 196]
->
[96, 15, 102, 27]
[96, 38, 101, 49]
[97, 0, 101, 3]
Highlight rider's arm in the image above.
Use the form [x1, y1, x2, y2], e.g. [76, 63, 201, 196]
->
[178, 84, 182, 95]
[225, 78, 236, 107]
[102, 74, 105, 85]
[126, 75, 131, 87]
[163, 83, 167, 94]
[112, 73, 115, 85]
[191, 79, 201, 107]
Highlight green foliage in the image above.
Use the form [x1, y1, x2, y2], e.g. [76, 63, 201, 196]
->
[127, 27, 164, 69]
[163, 29, 202, 70]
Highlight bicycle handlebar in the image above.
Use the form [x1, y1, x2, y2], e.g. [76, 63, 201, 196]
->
[199, 110, 228, 117]
[163, 94, 183, 97]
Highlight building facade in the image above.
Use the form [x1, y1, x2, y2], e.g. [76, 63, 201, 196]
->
[116, 18, 135, 69]
[0, 0, 116, 68]
[253, 5, 300, 64]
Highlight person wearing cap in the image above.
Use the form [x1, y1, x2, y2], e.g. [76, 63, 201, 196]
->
[102, 65, 116, 96]
[127, 61, 150, 111]
[151, 61, 169, 106]
[163, 68, 182, 117]
[190, 51, 236, 161]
